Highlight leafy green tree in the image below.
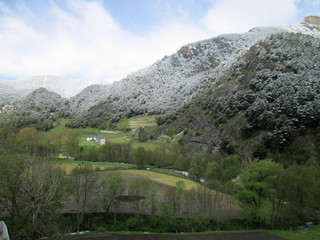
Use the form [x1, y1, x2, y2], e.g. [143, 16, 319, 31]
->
[189, 152, 202, 181]
[164, 180, 185, 216]
[236, 159, 279, 227]
[62, 129, 81, 156]
[134, 147, 147, 169]
[174, 154, 190, 171]
[166, 127, 175, 138]
[17, 127, 39, 153]
[49, 128, 80, 156]
[117, 118, 130, 131]
[150, 147, 166, 167]
[138, 128, 148, 142]
[220, 155, 242, 182]
[272, 159, 319, 229]
[204, 160, 222, 188]
[219, 137, 235, 154]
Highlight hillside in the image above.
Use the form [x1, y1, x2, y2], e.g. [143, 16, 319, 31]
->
[14, 88, 70, 130]
[162, 32, 320, 162]
[0, 75, 108, 104]
[68, 26, 287, 127]
[7, 16, 320, 134]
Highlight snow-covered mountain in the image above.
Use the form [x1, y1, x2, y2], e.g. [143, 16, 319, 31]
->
[5, 16, 320, 125]
[0, 76, 108, 104]
[68, 16, 320, 124]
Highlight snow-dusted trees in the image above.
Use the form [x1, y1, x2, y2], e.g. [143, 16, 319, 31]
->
[207, 33, 320, 152]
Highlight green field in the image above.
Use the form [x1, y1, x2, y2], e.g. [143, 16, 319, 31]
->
[112, 169, 200, 190]
[56, 160, 197, 189]
[80, 128, 136, 144]
[129, 115, 159, 129]
[48, 116, 175, 153]
[56, 159, 134, 174]
[266, 226, 320, 240]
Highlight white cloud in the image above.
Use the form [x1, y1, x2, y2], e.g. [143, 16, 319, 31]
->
[0, 0, 303, 83]
[0, 0, 209, 82]
[202, 0, 298, 36]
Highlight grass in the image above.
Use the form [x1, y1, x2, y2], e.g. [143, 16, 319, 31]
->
[79, 140, 100, 147]
[46, 118, 70, 133]
[81, 128, 135, 144]
[103, 131, 136, 144]
[129, 115, 159, 129]
[150, 168, 188, 178]
[266, 225, 320, 240]
[131, 140, 176, 154]
[113, 169, 199, 190]
[131, 142, 162, 151]
[80, 127, 106, 137]
[56, 159, 134, 174]
[46, 117, 175, 155]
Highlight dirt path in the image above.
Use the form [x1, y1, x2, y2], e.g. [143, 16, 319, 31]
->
[69, 232, 286, 240]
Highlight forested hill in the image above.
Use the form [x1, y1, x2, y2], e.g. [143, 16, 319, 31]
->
[8, 16, 320, 134]
[14, 88, 70, 130]
[161, 32, 320, 162]
[66, 27, 287, 127]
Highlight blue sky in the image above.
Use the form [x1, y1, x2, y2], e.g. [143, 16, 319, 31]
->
[0, 0, 319, 82]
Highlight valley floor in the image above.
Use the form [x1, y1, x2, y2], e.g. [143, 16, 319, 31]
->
[69, 232, 286, 240]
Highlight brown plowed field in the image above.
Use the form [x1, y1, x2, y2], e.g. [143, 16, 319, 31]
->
[69, 232, 286, 240]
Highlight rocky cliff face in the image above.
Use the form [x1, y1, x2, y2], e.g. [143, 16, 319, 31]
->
[304, 15, 320, 26]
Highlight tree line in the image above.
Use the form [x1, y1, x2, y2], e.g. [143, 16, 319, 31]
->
[0, 122, 319, 239]
[189, 150, 320, 230]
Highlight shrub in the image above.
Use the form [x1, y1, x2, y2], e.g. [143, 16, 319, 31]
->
[96, 226, 107, 232]
[126, 217, 137, 230]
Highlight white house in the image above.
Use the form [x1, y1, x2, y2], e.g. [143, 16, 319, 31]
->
[86, 136, 106, 145]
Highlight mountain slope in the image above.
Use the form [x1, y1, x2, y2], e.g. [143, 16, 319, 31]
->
[8, 16, 320, 133]
[0, 82, 29, 104]
[69, 27, 289, 127]
[0, 76, 108, 104]
[14, 88, 70, 130]
[163, 32, 320, 161]
[69, 16, 320, 127]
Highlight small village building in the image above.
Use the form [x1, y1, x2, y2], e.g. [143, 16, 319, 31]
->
[131, 128, 138, 135]
[86, 136, 106, 145]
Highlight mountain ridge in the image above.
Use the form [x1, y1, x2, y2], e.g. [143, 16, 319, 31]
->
[5, 16, 320, 132]
[161, 32, 320, 159]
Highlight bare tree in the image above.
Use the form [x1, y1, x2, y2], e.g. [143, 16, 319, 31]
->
[0, 154, 26, 224]
[100, 172, 126, 224]
[22, 157, 69, 240]
[128, 177, 154, 225]
[71, 163, 98, 233]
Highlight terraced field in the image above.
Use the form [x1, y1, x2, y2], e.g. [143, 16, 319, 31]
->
[129, 115, 159, 129]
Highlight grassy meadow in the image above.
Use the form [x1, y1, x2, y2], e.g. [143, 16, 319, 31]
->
[48, 115, 177, 154]
[114, 169, 199, 190]
[55, 159, 134, 174]
[266, 226, 320, 240]
[129, 115, 158, 129]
